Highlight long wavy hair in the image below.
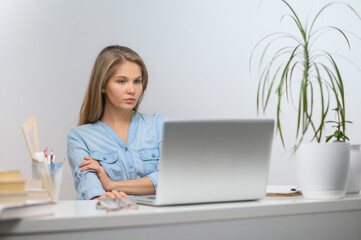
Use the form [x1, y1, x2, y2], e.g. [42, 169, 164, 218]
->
[78, 45, 148, 125]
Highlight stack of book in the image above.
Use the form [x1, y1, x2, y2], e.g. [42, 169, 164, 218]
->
[0, 170, 50, 204]
[0, 170, 55, 221]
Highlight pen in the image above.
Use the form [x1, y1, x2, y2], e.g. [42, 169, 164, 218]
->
[44, 147, 50, 164]
[50, 150, 54, 164]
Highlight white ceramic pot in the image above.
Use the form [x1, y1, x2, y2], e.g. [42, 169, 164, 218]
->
[295, 142, 350, 199]
[346, 144, 361, 194]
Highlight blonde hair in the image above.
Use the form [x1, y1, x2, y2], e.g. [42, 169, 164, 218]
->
[78, 45, 148, 125]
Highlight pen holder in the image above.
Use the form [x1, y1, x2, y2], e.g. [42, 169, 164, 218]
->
[51, 162, 63, 200]
[32, 160, 63, 201]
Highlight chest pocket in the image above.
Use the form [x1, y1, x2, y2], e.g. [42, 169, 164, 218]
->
[138, 148, 160, 175]
[90, 151, 123, 181]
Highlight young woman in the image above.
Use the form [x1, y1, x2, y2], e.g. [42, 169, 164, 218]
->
[67, 45, 165, 200]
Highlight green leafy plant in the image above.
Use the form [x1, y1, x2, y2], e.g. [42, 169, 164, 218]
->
[325, 107, 352, 142]
[250, 0, 361, 150]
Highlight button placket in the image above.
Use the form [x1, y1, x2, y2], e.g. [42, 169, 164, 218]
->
[123, 146, 136, 178]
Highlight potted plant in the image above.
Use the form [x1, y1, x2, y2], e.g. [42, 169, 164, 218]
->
[250, 0, 361, 199]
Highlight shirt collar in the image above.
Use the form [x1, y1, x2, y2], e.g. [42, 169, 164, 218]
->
[95, 112, 140, 146]
[95, 112, 139, 126]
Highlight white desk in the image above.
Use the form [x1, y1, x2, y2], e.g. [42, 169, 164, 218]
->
[1, 194, 361, 240]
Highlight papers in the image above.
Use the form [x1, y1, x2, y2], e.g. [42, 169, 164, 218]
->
[0, 200, 55, 221]
[266, 185, 302, 197]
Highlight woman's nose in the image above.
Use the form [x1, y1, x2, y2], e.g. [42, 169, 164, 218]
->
[126, 83, 135, 94]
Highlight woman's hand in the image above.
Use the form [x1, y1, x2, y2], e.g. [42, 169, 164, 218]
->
[79, 156, 105, 175]
[91, 190, 128, 200]
[79, 157, 114, 191]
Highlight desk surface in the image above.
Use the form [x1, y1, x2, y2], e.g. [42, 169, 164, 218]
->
[1, 194, 361, 236]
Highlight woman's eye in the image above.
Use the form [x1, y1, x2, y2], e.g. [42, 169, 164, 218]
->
[134, 79, 142, 84]
[117, 80, 125, 84]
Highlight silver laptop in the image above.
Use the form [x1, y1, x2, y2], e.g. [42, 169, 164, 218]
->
[133, 119, 274, 206]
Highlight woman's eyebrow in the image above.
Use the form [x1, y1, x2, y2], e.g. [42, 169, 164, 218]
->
[114, 75, 142, 79]
[114, 75, 128, 79]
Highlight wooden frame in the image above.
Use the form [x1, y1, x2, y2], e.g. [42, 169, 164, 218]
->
[21, 114, 40, 159]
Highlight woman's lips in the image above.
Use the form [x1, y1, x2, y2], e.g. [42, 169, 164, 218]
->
[124, 98, 136, 103]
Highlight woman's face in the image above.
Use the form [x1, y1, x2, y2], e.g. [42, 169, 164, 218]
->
[104, 61, 143, 112]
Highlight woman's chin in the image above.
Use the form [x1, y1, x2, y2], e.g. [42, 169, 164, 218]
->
[117, 104, 136, 111]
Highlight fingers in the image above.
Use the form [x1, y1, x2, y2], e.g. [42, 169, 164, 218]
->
[111, 190, 128, 199]
[79, 157, 101, 172]
[118, 191, 128, 199]
[95, 191, 128, 200]
[80, 163, 95, 172]
[79, 157, 94, 168]
[105, 192, 114, 198]
[79, 156, 97, 165]
[78, 161, 88, 168]
[80, 163, 97, 172]
[100, 190, 128, 199]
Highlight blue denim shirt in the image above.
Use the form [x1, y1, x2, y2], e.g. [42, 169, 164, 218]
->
[67, 113, 165, 200]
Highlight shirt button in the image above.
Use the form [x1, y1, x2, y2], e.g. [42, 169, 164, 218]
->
[103, 157, 107, 160]
[130, 165, 134, 169]
[125, 147, 128, 151]
[152, 154, 156, 158]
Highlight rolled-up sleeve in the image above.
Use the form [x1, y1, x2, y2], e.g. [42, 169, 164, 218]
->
[147, 172, 158, 190]
[147, 114, 166, 191]
[67, 129, 105, 200]
[155, 113, 166, 148]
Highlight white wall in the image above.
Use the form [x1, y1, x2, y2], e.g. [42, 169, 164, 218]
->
[1, 0, 360, 200]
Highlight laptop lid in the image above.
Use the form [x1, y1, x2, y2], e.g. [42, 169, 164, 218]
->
[138, 119, 274, 206]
